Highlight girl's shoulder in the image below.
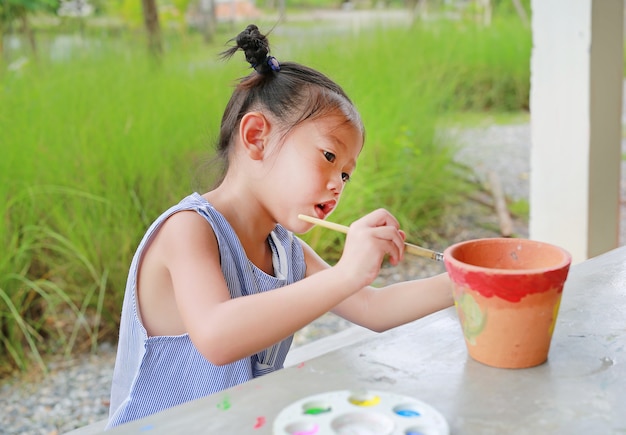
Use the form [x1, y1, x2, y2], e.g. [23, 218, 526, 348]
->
[143, 193, 222, 259]
[159, 193, 225, 235]
[150, 209, 220, 264]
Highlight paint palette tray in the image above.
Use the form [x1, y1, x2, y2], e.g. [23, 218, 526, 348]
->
[273, 389, 449, 435]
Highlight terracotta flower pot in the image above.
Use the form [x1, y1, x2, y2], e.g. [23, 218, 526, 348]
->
[444, 238, 571, 369]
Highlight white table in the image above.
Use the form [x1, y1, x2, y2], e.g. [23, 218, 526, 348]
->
[108, 246, 626, 434]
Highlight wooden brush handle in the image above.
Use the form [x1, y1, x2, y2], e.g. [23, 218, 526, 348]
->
[297, 214, 444, 262]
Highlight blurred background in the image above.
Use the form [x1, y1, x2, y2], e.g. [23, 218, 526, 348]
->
[0, 0, 534, 378]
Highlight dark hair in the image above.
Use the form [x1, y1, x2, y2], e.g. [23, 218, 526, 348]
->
[212, 24, 364, 185]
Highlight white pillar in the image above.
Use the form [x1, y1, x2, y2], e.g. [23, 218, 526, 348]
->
[530, 0, 623, 263]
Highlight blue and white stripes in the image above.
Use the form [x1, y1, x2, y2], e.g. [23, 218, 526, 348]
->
[106, 193, 305, 428]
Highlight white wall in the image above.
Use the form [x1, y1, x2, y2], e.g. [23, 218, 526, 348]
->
[530, 0, 623, 263]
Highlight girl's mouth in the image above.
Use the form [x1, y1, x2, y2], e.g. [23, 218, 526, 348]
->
[315, 201, 336, 219]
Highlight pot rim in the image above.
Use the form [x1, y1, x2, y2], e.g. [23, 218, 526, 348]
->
[443, 237, 572, 275]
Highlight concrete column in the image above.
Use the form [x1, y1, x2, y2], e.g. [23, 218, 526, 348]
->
[530, 0, 623, 263]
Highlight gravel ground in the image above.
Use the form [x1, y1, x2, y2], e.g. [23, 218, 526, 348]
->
[3, 120, 625, 435]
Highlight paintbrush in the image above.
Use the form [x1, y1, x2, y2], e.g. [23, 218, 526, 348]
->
[298, 214, 444, 262]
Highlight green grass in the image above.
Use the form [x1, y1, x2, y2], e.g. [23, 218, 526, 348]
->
[509, 199, 530, 220]
[1, 34, 233, 374]
[1, 16, 531, 374]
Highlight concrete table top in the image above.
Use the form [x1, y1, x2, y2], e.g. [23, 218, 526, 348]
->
[108, 246, 626, 434]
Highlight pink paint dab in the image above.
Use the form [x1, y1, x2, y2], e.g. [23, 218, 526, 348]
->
[253, 416, 266, 429]
[293, 424, 319, 435]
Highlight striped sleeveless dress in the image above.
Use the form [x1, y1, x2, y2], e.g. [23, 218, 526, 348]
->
[106, 193, 306, 428]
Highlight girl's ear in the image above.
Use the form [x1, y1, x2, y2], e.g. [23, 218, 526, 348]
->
[239, 112, 271, 161]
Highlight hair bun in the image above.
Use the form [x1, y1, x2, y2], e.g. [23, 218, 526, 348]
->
[220, 24, 280, 74]
[237, 25, 270, 71]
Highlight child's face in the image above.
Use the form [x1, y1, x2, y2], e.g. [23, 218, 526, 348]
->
[261, 112, 364, 233]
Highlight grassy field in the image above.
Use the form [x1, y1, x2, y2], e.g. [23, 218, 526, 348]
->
[0, 16, 531, 374]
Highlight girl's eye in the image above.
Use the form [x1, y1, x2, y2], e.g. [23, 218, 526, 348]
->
[323, 151, 350, 182]
[323, 151, 336, 163]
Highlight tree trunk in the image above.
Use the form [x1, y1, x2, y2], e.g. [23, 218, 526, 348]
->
[411, 0, 428, 26]
[20, 12, 37, 56]
[511, 0, 529, 27]
[200, 0, 216, 43]
[228, 0, 236, 31]
[0, 21, 4, 62]
[141, 0, 162, 57]
[278, 0, 286, 22]
[475, 0, 491, 27]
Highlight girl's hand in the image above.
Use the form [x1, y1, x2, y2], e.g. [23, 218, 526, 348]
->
[335, 208, 406, 289]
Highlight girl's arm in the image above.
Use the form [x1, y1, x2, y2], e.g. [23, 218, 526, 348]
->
[300, 237, 454, 333]
[147, 208, 405, 366]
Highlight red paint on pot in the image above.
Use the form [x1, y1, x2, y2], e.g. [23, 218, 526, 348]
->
[444, 238, 571, 303]
[448, 267, 569, 302]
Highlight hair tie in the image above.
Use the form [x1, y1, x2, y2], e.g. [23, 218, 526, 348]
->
[266, 56, 280, 72]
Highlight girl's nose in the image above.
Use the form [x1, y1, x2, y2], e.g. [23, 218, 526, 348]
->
[327, 174, 344, 195]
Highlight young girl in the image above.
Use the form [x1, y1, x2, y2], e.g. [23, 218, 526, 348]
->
[106, 24, 453, 428]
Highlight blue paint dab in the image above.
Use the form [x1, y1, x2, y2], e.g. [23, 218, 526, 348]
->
[395, 409, 421, 417]
[140, 424, 154, 431]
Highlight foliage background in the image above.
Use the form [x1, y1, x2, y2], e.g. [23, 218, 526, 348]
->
[0, 2, 531, 375]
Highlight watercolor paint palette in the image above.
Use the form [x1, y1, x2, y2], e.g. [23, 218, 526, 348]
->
[273, 389, 449, 435]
